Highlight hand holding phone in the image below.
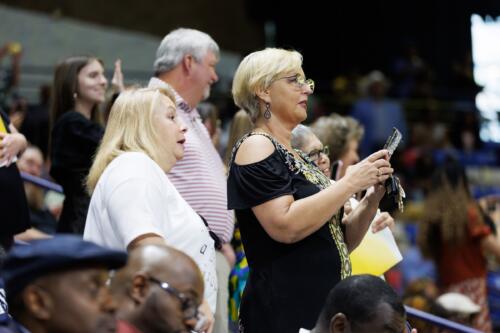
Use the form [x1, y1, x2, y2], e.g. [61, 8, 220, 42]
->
[382, 128, 405, 211]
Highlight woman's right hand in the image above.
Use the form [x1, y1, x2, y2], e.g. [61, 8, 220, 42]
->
[343, 149, 393, 193]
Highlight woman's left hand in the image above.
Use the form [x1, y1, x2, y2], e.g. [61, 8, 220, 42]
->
[371, 211, 395, 233]
[364, 181, 386, 204]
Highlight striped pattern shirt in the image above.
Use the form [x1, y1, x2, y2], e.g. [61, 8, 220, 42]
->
[148, 78, 234, 243]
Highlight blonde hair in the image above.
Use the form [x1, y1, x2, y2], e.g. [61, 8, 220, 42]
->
[86, 87, 176, 194]
[232, 48, 303, 122]
[224, 109, 253, 165]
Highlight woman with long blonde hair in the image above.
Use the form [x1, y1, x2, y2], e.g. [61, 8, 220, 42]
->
[84, 87, 216, 332]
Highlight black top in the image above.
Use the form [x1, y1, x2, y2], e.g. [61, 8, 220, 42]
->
[227, 132, 351, 333]
[0, 111, 30, 244]
[50, 111, 103, 234]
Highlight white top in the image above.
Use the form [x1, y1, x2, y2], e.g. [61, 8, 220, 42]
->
[84, 152, 217, 311]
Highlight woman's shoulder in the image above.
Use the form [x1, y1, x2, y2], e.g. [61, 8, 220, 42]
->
[233, 134, 277, 166]
[110, 152, 162, 173]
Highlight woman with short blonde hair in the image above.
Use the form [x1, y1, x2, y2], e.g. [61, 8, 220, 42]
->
[227, 48, 393, 332]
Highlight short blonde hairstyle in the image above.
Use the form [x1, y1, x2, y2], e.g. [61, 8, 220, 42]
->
[232, 48, 303, 122]
[86, 87, 176, 194]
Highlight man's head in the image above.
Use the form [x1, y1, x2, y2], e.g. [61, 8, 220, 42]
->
[110, 244, 204, 333]
[17, 145, 44, 177]
[315, 275, 406, 333]
[2, 235, 127, 333]
[154, 28, 219, 107]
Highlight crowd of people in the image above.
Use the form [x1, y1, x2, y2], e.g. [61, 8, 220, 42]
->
[0, 25, 498, 333]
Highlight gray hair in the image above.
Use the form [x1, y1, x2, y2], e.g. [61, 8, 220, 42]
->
[291, 124, 315, 151]
[154, 28, 220, 75]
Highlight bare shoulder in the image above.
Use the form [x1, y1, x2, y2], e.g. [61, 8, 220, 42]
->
[234, 134, 276, 165]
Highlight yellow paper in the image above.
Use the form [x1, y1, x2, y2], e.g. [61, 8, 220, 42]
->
[348, 198, 403, 276]
[0, 118, 6, 134]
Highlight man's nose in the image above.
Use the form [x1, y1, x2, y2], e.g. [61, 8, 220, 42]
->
[100, 288, 117, 313]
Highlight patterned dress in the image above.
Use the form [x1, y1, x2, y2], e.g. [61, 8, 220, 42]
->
[227, 132, 351, 333]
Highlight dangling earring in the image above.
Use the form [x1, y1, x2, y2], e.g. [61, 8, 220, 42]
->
[264, 103, 271, 120]
[73, 92, 78, 100]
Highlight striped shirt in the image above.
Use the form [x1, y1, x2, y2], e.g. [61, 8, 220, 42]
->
[148, 78, 234, 243]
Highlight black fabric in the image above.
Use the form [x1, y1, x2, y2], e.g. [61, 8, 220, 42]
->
[29, 208, 57, 235]
[0, 111, 30, 245]
[50, 111, 103, 234]
[227, 141, 343, 333]
[198, 214, 222, 250]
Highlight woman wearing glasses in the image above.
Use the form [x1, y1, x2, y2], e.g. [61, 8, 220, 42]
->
[84, 88, 215, 332]
[310, 114, 364, 180]
[228, 48, 393, 333]
[292, 124, 395, 234]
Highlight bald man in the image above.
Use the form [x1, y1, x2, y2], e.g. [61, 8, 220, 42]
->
[303, 275, 416, 333]
[111, 245, 205, 333]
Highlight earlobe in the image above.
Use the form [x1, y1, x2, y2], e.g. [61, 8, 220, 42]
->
[330, 313, 348, 333]
[23, 286, 53, 320]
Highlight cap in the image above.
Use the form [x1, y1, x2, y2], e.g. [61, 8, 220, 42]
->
[1, 235, 127, 297]
[436, 292, 481, 315]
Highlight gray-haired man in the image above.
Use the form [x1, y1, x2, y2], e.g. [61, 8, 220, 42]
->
[149, 28, 234, 333]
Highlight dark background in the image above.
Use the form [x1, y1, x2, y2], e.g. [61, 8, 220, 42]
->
[2, 0, 500, 80]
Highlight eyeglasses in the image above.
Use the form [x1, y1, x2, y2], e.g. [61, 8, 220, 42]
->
[148, 277, 199, 320]
[307, 145, 329, 162]
[273, 75, 315, 93]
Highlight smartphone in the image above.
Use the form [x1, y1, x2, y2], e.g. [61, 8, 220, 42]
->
[383, 127, 402, 160]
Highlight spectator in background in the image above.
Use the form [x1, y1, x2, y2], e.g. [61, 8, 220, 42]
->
[0, 108, 29, 252]
[291, 124, 395, 233]
[418, 159, 500, 332]
[111, 244, 206, 333]
[148, 28, 234, 333]
[310, 114, 364, 180]
[198, 102, 222, 149]
[0, 235, 127, 333]
[49, 55, 108, 234]
[391, 43, 428, 99]
[19, 85, 52, 158]
[303, 274, 415, 333]
[16, 145, 57, 235]
[0, 42, 22, 111]
[222, 109, 253, 328]
[84, 88, 215, 332]
[436, 292, 481, 328]
[351, 70, 407, 158]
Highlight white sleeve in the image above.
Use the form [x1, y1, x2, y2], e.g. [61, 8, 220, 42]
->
[106, 177, 166, 248]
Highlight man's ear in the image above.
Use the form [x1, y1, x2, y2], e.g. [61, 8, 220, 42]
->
[22, 285, 53, 320]
[330, 313, 349, 333]
[181, 54, 195, 75]
[130, 274, 148, 305]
